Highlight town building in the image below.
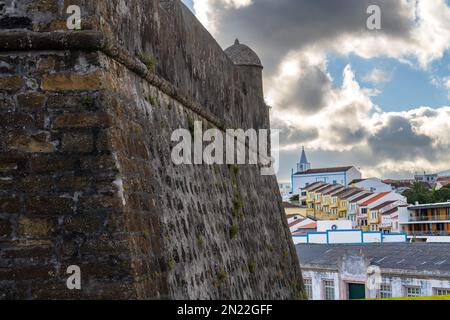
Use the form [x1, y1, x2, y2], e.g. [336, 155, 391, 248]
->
[414, 172, 438, 185]
[383, 179, 413, 194]
[401, 202, 450, 242]
[356, 192, 407, 231]
[369, 201, 409, 233]
[301, 179, 410, 233]
[436, 177, 450, 190]
[282, 202, 307, 217]
[350, 178, 392, 193]
[293, 224, 407, 245]
[278, 183, 292, 201]
[291, 148, 361, 196]
[299, 181, 327, 206]
[297, 243, 450, 300]
[335, 188, 368, 225]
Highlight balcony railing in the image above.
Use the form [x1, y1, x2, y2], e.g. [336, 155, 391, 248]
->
[408, 231, 450, 237]
[409, 215, 450, 222]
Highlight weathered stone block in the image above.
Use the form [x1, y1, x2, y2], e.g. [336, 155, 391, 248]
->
[0, 218, 12, 237]
[0, 196, 21, 214]
[30, 156, 79, 173]
[42, 71, 105, 91]
[18, 175, 53, 193]
[25, 196, 73, 215]
[10, 132, 56, 153]
[27, 0, 60, 14]
[80, 155, 118, 172]
[64, 214, 105, 233]
[0, 266, 54, 281]
[0, 76, 24, 92]
[16, 92, 46, 110]
[77, 195, 122, 213]
[18, 217, 54, 237]
[61, 130, 94, 153]
[53, 112, 111, 129]
[54, 175, 91, 191]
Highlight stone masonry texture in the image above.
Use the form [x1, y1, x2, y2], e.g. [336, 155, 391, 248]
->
[0, 0, 305, 299]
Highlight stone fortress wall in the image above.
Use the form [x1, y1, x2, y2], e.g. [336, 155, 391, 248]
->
[0, 0, 304, 299]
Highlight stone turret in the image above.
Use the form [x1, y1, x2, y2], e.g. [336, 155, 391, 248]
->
[225, 39, 267, 130]
[225, 39, 263, 68]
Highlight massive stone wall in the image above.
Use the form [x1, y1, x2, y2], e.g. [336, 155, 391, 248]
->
[0, 0, 304, 299]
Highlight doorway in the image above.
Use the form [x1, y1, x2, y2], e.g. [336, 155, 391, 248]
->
[348, 283, 366, 300]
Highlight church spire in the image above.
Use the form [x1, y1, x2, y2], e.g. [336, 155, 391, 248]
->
[299, 146, 308, 165]
[297, 147, 311, 173]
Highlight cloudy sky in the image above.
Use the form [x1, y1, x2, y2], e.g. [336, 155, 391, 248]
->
[182, 0, 450, 182]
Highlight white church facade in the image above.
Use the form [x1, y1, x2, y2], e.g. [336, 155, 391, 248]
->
[291, 148, 362, 196]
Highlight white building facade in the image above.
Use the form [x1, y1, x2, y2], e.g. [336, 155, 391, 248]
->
[291, 148, 361, 195]
[298, 244, 450, 300]
[351, 178, 393, 193]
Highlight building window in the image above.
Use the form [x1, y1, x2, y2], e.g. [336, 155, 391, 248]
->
[377, 284, 392, 299]
[361, 208, 368, 214]
[304, 278, 313, 299]
[371, 212, 378, 220]
[406, 287, 421, 297]
[323, 280, 335, 300]
[435, 288, 450, 296]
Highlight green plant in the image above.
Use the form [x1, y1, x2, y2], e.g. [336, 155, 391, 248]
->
[139, 53, 157, 72]
[197, 235, 205, 247]
[187, 115, 195, 136]
[217, 270, 227, 283]
[403, 181, 450, 204]
[167, 258, 175, 271]
[248, 260, 256, 273]
[146, 95, 157, 106]
[80, 96, 94, 108]
[230, 224, 239, 239]
[232, 192, 244, 218]
[229, 164, 240, 177]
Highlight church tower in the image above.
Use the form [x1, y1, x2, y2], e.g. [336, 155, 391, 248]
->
[297, 147, 311, 173]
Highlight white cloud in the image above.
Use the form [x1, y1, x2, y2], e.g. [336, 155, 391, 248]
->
[193, 0, 253, 33]
[363, 68, 393, 85]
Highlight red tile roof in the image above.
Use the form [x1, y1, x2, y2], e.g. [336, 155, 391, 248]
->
[360, 192, 391, 206]
[297, 222, 317, 230]
[288, 219, 306, 228]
